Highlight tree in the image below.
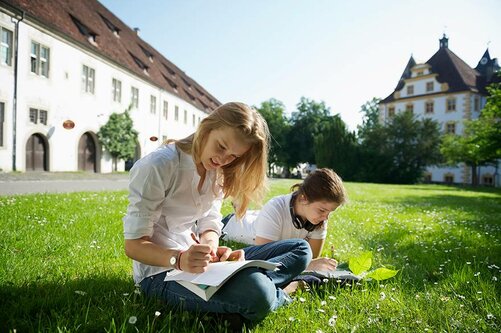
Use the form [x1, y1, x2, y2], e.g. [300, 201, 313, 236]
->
[314, 114, 358, 180]
[440, 81, 501, 185]
[97, 107, 139, 171]
[287, 97, 331, 167]
[357, 98, 442, 183]
[255, 99, 290, 176]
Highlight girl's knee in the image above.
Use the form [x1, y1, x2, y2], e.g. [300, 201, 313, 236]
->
[230, 270, 277, 321]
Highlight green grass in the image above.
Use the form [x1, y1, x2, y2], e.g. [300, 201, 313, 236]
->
[1, 181, 500, 332]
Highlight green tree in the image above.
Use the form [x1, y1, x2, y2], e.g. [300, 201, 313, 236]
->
[357, 98, 442, 183]
[440, 81, 501, 185]
[287, 98, 331, 167]
[255, 99, 290, 176]
[314, 114, 358, 180]
[97, 107, 139, 171]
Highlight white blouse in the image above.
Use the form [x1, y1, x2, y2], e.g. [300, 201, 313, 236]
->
[123, 143, 223, 283]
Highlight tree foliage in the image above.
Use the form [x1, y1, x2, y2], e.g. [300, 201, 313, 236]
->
[314, 114, 358, 180]
[440, 81, 501, 185]
[97, 108, 139, 171]
[357, 103, 442, 184]
[287, 98, 331, 166]
[255, 99, 290, 175]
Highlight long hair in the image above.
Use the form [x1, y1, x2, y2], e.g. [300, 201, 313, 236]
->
[291, 168, 347, 205]
[169, 102, 270, 218]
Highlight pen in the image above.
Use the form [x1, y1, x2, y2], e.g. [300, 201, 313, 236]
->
[191, 232, 217, 258]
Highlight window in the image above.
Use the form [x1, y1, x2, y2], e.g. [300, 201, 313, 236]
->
[70, 14, 98, 46]
[417, 71, 423, 76]
[139, 44, 154, 62]
[0, 102, 4, 146]
[39, 110, 48, 125]
[82, 65, 95, 94]
[482, 174, 494, 186]
[388, 107, 395, 117]
[425, 101, 434, 114]
[129, 52, 148, 75]
[30, 41, 50, 77]
[445, 122, 456, 134]
[447, 98, 456, 112]
[474, 96, 480, 111]
[99, 14, 120, 37]
[407, 85, 414, 95]
[175, 106, 179, 121]
[192, 114, 195, 127]
[163, 101, 168, 120]
[183, 110, 187, 124]
[29, 108, 38, 124]
[426, 82, 434, 92]
[112, 78, 122, 102]
[406, 104, 414, 114]
[131, 87, 139, 108]
[150, 95, 156, 114]
[29, 108, 48, 125]
[1, 26, 13, 66]
[198, 116, 201, 125]
[444, 174, 454, 184]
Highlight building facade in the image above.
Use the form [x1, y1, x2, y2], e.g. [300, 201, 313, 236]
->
[0, 0, 220, 173]
[379, 35, 500, 186]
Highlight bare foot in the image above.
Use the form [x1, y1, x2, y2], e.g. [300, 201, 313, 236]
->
[283, 280, 307, 295]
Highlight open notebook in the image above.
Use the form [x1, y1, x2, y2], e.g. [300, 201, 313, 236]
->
[164, 260, 279, 301]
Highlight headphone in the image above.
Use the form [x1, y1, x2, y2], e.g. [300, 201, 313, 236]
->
[289, 193, 320, 232]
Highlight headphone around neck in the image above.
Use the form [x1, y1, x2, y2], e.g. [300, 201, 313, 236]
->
[289, 192, 319, 232]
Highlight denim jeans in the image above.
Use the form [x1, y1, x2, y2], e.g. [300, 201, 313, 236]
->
[139, 238, 312, 321]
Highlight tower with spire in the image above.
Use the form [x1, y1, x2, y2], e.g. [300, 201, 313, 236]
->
[379, 35, 500, 187]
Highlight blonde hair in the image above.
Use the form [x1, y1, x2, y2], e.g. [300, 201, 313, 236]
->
[169, 102, 270, 218]
[291, 168, 347, 205]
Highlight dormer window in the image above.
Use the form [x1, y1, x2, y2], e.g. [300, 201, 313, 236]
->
[195, 86, 205, 96]
[184, 88, 196, 101]
[162, 74, 178, 92]
[70, 14, 98, 46]
[99, 14, 120, 37]
[163, 63, 176, 77]
[182, 77, 192, 89]
[129, 52, 149, 75]
[139, 45, 154, 63]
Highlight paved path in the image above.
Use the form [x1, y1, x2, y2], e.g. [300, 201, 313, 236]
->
[0, 172, 129, 195]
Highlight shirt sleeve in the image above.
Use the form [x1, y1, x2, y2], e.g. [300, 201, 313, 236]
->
[196, 195, 224, 236]
[122, 150, 176, 239]
[254, 198, 283, 241]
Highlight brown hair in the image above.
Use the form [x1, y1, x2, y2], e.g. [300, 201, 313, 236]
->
[291, 168, 347, 205]
[169, 102, 270, 218]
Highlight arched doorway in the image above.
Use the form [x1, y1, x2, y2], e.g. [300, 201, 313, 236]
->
[26, 133, 49, 171]
[78, 132, 97, 172]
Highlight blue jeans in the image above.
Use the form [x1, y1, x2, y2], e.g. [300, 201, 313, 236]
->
[139, 238, 312, 321]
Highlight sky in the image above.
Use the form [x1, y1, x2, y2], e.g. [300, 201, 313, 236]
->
[99, 0, 501, 131]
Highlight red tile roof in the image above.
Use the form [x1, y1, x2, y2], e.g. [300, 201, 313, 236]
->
[2, 0, 221, 112]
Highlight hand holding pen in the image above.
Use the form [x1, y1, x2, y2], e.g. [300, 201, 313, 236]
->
[191, 232, 245, 263]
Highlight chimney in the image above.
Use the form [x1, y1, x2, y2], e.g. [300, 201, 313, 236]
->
[133, 27, 140, 36]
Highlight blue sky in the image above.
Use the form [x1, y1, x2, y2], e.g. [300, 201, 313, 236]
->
[100, 0, 501, 131]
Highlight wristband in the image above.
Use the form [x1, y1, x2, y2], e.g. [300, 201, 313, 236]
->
[176, 250, 185, 271]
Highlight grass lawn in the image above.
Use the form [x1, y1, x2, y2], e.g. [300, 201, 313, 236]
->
[0, 180, 500, 332]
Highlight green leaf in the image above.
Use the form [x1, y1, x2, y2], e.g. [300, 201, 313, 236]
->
[349, 251, 372, 275]
[366, 267, 399, 281]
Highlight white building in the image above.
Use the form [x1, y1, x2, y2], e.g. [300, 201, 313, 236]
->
[379, 35, 500, 187]
[0, 0, 220, 173]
